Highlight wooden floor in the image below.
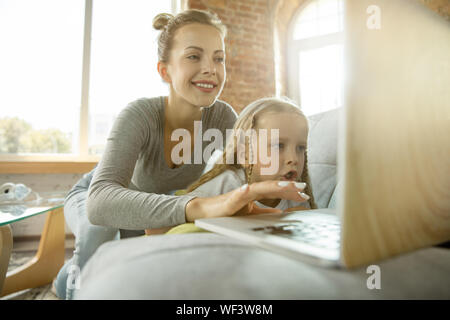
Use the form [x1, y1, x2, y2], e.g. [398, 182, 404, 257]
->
[1, 237, 74, 300]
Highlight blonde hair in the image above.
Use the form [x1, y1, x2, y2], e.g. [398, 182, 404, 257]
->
[153, 9, 227, 63]
[186, 97, 317, 209]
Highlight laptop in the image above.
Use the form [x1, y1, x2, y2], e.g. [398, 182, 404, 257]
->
[195, 0, 450, 268]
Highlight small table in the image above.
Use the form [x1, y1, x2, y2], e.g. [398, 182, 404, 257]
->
[0, 194, 66, 297]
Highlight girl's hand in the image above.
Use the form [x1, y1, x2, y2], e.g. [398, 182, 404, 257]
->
[283, 205, 310, 213]
[144, 226, 172, 236]
[185, 180, 309, 221]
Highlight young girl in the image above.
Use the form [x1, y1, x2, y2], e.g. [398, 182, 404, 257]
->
[161, 97, 316, 234]
[187, 97, 315, 210]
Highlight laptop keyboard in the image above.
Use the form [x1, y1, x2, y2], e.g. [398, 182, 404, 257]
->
[251, 220, 341, 250]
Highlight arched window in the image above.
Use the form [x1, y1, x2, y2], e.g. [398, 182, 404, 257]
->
[287, 0, 344, 116]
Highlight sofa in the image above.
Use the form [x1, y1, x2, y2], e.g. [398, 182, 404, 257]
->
[74, 108, 450, 299]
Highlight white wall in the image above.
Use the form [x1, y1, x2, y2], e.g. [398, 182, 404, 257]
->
[1, 173, 83, 237]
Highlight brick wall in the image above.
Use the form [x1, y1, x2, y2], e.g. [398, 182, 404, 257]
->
[187, 0, 277, 113]
[185, 0, 450, 112]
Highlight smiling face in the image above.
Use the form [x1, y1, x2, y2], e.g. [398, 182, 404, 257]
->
[249, 112, 309, 183]
[159, 23, 226, 108]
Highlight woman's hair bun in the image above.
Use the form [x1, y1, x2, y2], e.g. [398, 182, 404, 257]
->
[153, 13, 174, 30]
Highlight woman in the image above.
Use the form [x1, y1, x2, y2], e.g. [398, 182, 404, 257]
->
[55, 9, 306, 299]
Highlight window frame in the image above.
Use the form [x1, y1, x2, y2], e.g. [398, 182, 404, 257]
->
[287, 0, 344, 113]
[0, 0, 179, 172]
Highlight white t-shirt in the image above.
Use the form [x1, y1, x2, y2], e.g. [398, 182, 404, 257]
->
[188, 168, 310, 210]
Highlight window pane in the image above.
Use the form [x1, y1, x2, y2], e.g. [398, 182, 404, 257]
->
[0, 0, 84, 155]
[298, 44, 343, 115]
[88, 0, 171, 155]
[293, 0, 343, 40]
[318, 15, 341, 35]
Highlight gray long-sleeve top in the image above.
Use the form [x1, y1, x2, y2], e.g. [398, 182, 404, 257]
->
[189, 168, 310, 210]
[87, 97, 237, 230]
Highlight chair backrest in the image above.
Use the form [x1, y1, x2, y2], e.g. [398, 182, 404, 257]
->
[307, 108, 340, 209]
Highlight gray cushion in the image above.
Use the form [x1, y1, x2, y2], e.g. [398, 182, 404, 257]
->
[307, 109, 340, 208]
[75, 233, 450, 299]
[74, 107, 450, 300]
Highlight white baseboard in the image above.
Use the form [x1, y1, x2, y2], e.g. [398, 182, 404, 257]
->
[10, 212, 74, 238]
